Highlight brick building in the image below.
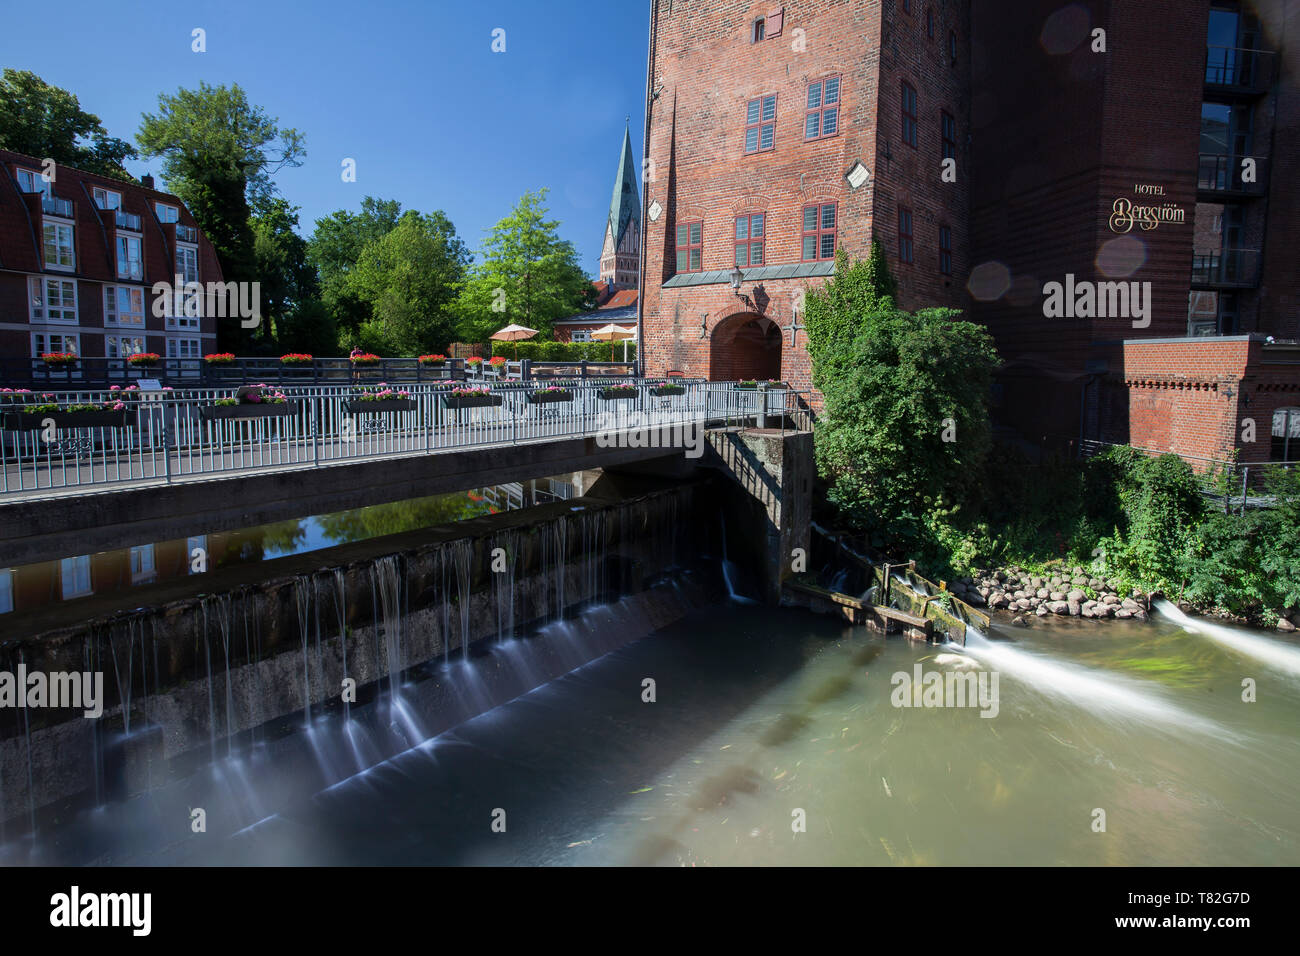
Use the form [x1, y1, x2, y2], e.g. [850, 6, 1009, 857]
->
[0, 149, 222, 383]
[969, 0, 1300, 465]
[639, 0, 1299, 465]
[638, 0, 971, 387]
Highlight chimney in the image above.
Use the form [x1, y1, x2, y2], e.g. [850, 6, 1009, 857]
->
[140, 174, 154, 189]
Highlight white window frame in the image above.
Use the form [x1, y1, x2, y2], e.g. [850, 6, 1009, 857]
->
[104, 285, 145, 328]
[176, 244, 199, 284]
[60, 555, 92, 600]
[571, 330, 593, 343]
[116, 233, 143, 281]
[15, 167, 50, 197]
[92, 186, 122, 210]
[29, 276, 78, 325]
[43, 220, 75, 271]
[32, 331, 82, 360]
[154, 202, 179, 223]
[107, 335, 147, 360]
[166, 336, 202, 359]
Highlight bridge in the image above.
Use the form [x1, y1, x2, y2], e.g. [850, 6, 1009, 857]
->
[0, 380, 813, 569]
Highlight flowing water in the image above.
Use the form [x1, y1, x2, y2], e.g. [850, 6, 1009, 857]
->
[103, 603, 1299, 866]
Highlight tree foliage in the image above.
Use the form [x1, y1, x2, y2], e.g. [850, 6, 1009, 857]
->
[455, 189, 595, 341]
[137, 82, 305, 308]
[343, 210, 470, 354]
[307, 197, 403, 341]
[805, 248, 999, 547]
[0, 69, 137, 179]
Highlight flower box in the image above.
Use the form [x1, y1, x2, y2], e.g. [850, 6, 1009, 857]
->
[40, 352, 79, 367]
[598, 388, 639, 400]
[350, 354, 382, 367]
[650, 385, 686, 396]
[526, 390, 574, 404]
[4, 409, 128, 431]
[280, 353, 313, 365]
[199, 403, 296, 421]
[441, 393, 503, 410]
[345, 399, 417, 414]
[127, 353, 161, 368]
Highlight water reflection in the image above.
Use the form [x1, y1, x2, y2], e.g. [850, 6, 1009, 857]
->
[0, 474, 585, 615]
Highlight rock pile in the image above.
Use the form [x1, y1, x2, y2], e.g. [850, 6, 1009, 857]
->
[947, 566, 1149, 626]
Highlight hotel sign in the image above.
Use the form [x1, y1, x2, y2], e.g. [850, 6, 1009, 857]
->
[1108, 184, 1186, 234]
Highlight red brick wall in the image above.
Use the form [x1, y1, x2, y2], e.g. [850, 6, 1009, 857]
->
[640, 0, 970, 392]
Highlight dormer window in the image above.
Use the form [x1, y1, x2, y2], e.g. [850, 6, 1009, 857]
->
[155, 202, 179, 223]
[93, 187, 122, 210]
[15, 167, 50, 197]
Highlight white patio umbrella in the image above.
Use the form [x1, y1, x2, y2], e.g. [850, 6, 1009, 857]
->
[489, 323, 539, 358]
[589, 323, 637, 363]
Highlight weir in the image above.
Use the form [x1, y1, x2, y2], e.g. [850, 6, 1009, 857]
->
[0, 475, 753, 843]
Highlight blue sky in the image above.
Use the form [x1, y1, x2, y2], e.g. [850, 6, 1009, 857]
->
[0, 0, 649, 276]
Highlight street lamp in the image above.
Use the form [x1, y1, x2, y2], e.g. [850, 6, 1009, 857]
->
[730, 265, 744, 293]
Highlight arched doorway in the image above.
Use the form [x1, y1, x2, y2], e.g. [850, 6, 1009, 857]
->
[708, 312, 782, 382]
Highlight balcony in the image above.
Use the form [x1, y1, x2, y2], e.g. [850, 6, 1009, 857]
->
[1197, 153, 1268, 199]
[113, 210, 142, 231]
[1204, 45, 1275, 95]
[41, 196, 74, 218]
[1190, 249, 1262, 290]
[175, 224, 198, 243]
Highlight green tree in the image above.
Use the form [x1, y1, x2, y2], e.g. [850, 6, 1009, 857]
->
[307, 197, 403, 342]
[0, 70, 137, 179]
[137, 82, 304, 347]
[344, 210, 470, 354]
[455, 189, 595, 341]
[803, 241, 897, 388]
[250, 197, 319, 352]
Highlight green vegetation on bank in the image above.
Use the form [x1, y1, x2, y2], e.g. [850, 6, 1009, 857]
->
[805, 246, 1300, 626]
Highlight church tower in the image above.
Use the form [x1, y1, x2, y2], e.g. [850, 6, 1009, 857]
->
[599, 124, 641, 290]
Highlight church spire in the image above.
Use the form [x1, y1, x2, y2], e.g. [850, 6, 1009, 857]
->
[600, 123, 642, 290]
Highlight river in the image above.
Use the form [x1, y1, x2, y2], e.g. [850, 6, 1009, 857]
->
[83, 600, 1298, 866]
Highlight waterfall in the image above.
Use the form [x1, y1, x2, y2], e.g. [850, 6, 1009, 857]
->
[295, 577, 314, 724]
[492, 530, 519, 642]
[718, 511, 755, 604]
[370, 556, 405, 693]
[960, 628, 1224, 733]
[330, 570, 350, 720]
[1154, 599, 1300, 678]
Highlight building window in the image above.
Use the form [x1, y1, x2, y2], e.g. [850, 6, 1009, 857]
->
[177, 245, 199, 284]
[927, 7, 935, 38]
[167, 337, 202, 360]
[899, 207, 914, 264]
[802, 203, 836, 261]
[129, 545, 156, 585]
[676, 220, 703, 273]
[939, 224, 952, 275]
[60, 556, 92, 600]
[43, 221, 75, 270]
[1273, 408, 1300, 462]
[941, 110, 958, 161]
[752, 17, 765, 42]
[107, 335, 146, 359]
[949, 30, 958, 63]
[745, 94, 777, 153]
[15, 167, 50, 197]
[901, 81, 918, 148]
[105, 286, 145, 327]
[571, 330, 593, 343]
[32, 332, 81, 359]
[734, 213, 765, 267]
[92, 187, 122, 210]
[805, 75, 841, 140]
[116, 234, 143, 280]
[155, 203, 179, 223]
[29, 277, 78, 324]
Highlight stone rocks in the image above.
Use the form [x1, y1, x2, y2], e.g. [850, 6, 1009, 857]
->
[989, 592, 1009, 609]
[1278, 617, 1297, 633]
[1036, 588, 1050, 599]
[1067, 589, 1086, 603]
[1048, 601, 1069, 615]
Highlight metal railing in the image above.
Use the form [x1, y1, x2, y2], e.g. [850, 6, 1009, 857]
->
[1079, 439, 1295, 508]
[0, 381, 815, 497]
[114, 209, 142, 231]
[1204, 45, 1274, 91]
[1197, 153, 1267, 196]
[41, 196, 74, 218]
[1190, 249, 1262, 288]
